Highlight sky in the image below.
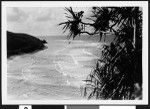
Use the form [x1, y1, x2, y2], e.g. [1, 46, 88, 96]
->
[7, 7, 91, 36]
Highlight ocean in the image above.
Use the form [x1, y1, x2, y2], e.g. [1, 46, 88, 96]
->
[7, 35, 104, 100]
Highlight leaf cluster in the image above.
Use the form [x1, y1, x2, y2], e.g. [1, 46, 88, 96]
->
[59, 7, 84, 39]
[59, 7, 142, 100]
[83, 7, 142, 100]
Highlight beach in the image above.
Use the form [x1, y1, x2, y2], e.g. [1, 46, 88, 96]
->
[7, 36, 102, 100]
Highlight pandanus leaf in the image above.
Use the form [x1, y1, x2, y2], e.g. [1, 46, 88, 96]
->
[59, 7, 84, 39]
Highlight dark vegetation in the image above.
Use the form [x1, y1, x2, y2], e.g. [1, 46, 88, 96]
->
[7, 31, 47, 58]
[59, 7, 142, 100]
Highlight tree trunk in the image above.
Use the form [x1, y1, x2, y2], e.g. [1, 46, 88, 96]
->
[133, 22, 136, 49]
[133, 7, 139, 49]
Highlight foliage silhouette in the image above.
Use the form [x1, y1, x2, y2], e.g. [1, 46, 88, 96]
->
[59, 7, 142, 100]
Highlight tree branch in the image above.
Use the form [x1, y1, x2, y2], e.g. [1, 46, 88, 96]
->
[80, 31, 98, 35]
[81, 21, 94, 26]
[110, 22, 118, 30]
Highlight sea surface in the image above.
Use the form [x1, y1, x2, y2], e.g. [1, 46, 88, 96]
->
[7, 35, 103, 100]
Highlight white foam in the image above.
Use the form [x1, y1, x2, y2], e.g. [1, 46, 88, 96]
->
[82, 49, 93, 55]
[54, 61, 70, 77]
[70, 54, 79, 66]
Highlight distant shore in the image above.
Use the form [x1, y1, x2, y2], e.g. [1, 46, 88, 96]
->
[7, 31, 47, 58]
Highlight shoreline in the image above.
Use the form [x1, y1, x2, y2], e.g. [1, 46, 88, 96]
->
[7, 36, 102, 100]
[8, 46, 48, 59]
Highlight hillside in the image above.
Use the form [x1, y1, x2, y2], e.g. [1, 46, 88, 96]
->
[7, 31, 47, 58]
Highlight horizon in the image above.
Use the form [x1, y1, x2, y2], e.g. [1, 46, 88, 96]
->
[7, 30, 115, 44]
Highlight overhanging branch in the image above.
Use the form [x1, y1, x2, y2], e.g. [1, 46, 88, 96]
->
[80, 31, 98, 35]
[81, 21, 94, 26]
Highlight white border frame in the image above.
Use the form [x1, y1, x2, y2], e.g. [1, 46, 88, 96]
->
[1, 1, 148, 105]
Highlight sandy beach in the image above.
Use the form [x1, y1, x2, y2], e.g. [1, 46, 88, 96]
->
[7, 37, 102, 100]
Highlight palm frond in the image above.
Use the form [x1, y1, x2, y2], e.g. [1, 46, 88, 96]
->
[59, 7, 84, 39]
[59, 7, 142, 100]
[84, 7, 142, 100]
